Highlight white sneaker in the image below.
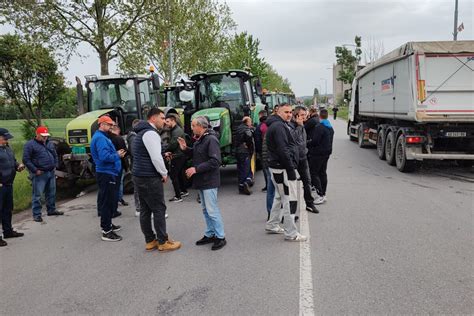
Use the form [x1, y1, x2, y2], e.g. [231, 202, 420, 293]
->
[135, 211, 140, 217]
[285, 233, 308, 242]
[165, 213, 169, 219]
[314, 195, 326, 205]
[265, 226, 285, 234]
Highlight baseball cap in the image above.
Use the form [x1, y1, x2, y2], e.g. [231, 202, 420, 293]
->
[0, 128, 13, 139]
[98, 115, 115, 125]
[36, 126, 50, 136]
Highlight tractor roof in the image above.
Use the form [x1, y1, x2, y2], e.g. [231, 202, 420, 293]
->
[84, 74, 150, 82]
[190, 69, 251, 81]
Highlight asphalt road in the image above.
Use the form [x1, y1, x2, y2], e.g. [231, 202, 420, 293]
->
[1, 118, 473, 315]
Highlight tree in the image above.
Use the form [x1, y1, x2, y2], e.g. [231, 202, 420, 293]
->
[0, 35, 64, 128]
[335, 35, 362, 85]
[261, 65, 293, 93]
[1, 1, 159, 75]
[117, 0, 235, 82]
[43, 87, 78, 118]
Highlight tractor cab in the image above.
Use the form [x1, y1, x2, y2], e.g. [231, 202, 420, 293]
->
[263, 91, 296, 111]
[162, 80, 196, 134]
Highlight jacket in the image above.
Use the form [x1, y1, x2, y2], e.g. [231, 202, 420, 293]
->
[265, 115, 298, 180]
[235, 123, 254, 155]
[109, 133, 130, 171]
[167, 124, 186, 158]
[0, 145, 18, 185]
[23, 139, 58, 173]
[185, 129, 221, 190]
[254, 121, 267, 154]
[290, 121, 308, 162]
[307, 119, 334, 157]
[90, 130, 121, 176]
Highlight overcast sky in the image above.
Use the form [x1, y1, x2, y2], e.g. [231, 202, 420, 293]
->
[1, 0, 472, 96]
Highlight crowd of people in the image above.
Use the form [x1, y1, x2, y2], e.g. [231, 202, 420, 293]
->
[0, 103, 334, 248]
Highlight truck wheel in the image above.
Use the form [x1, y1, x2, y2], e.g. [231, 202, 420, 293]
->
[348, 122, 357, 141]
[385, 131, 396, 166]
[358, 126, 368, 148]
[376, 131, 386, 160]
[395, 134, 417, 172]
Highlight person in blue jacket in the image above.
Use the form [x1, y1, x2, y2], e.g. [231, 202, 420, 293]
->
[23, 126, 63, 222]
[90, 115, 126, 242]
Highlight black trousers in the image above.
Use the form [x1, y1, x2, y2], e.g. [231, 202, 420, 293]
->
[0, 184, 13, 234]
[96, 172, 119, 232]
[134, 176, 168, 244]
[169, 156, 187, 198]
[297, 159, 314, 205]
[236, 153, 251, 186]
[309, 155, 330, 196]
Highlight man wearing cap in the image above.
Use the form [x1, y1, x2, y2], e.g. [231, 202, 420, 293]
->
[90, 115, 126, 242]
[0, 128, 25, 246]
[23, 126, 63, 222]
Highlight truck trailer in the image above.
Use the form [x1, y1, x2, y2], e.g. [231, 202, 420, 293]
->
[348, 41, 474, 172]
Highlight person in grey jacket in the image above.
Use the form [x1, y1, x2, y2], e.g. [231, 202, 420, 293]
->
[178, 116, 226, 251]
[0, 128, 25, 247]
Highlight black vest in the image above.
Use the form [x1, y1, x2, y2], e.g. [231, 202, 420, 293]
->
[131, 121, 160, 177]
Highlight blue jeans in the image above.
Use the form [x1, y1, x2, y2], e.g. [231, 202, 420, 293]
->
[32, 170, 56, 218]
[265, 168, 275, 214]
[118, 170, 124, 201]
[198, 188, 225, 239]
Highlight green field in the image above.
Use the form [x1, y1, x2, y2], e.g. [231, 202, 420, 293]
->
[336, 106, 349, 121]
[1, 118, 72, 212]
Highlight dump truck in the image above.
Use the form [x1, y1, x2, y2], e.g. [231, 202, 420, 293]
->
[347, 40, 474, 172]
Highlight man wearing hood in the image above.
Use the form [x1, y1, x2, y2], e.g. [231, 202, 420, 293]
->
[235, 116, 254, 195]
[265, 103, 307, 242]
[307, 108, 334, 205]
[132, 108, 181, 252]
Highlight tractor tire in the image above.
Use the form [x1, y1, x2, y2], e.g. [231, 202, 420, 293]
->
[395, 134, 417, 172]
[385, 131, 396, 166]
[376, 131, 386, 160]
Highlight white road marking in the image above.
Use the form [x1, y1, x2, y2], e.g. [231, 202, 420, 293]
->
[298, 181, 315, 316]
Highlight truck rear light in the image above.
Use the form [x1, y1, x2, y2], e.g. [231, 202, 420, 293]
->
[406, 136, 424, 144]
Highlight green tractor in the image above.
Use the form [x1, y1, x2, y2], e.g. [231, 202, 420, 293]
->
[55, 71, 161, 192]
[263, 91, 296, 111]
[161, 80, 196, 135]
[187, 70, 267, 171]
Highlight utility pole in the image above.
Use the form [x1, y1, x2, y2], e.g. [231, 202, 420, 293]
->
[453, 0, 459, 40]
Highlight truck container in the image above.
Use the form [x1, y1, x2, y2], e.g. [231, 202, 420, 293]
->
[348, 41, 474, 171]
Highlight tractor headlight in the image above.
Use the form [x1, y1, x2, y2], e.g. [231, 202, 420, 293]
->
[209, 120, 220, 128]
[79, 137, 88, 143]
[69, 138, 78, 144]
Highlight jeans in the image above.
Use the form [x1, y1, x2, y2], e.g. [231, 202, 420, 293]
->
[134, 176, 168, 244]
[266, 168, 299, 238]
[169, 156, 187, 198]
[31, 170, 56, 218]
[236, 153, 251, 187]
[198, 188, 225, 239]
[118, 170, 124, 201]
[309, 155, 329, 196]
[265, 168, 275, 214]
[0, 185, 13, 235]
[262, 166, 269, 189]
[297, 159, 314, 205]
[96, 172, 119, 232]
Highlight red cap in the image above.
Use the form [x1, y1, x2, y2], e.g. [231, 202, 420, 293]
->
[98, 115, 115, 125]
[36, 126, 50, 136]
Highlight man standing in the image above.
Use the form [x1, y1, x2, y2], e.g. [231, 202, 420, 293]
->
[177, 116, 226, 250]
[23, 126, 63, 222]
[265, 103, 307, 242]
[235, 116, 254, 195]
[307, 108, 334, 205]
[164, 114, 188, 202]
[0, 128, 25, 246]
[90, 116, 125, 241]
[126, 119, 141, 217]
[109, 125, 129, 209]
[291, 106, 319, 214]
[132, 108, 181, 252]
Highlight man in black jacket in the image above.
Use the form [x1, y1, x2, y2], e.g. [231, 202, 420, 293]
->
[178, 116, 226, 251]
[109, 125, 129, 209]
[0, 128, 25, 246]
[307, 108, 334, 205]
[265, 103, 307, 242]
[290, 106, 319, 214]
[235, 116, 254, 195]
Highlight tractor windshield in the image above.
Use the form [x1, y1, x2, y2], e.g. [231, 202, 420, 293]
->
[88, 79, 138, 113]
[207, 75, 245, 115]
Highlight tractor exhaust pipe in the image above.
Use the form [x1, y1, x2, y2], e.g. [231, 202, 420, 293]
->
[76, 76, 85, 115]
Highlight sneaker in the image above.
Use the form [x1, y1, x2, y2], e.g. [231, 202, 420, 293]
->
[135, 211, 140, 217]
[119, 199, 129, 206]
[211, 238, 226, 250]
[158, 239, 181, 252]
[47, 211, 64, 216]
[196, 195, 201, 203]
[196, 235, 216, 246]
[265, 226, 285, 234]
[0, 237, 7, 247]
[165, 213, 169, 219]
[112, 211, 122, 218]
[3, 230, 24, 238]
[239, 183, 251, 195]
[261, 187, 267, 192]
[285, 233, 308, 242]
[314, 195, 326, 205]
[111, 224, 121, 232]
[34, 217, 43, 222]
[101, 230, 122, 242]
[180, 191, 189, 197]
[306, 204, 319, 213]
[169, 196, 183, 202]
[145, 240, 158, 251]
